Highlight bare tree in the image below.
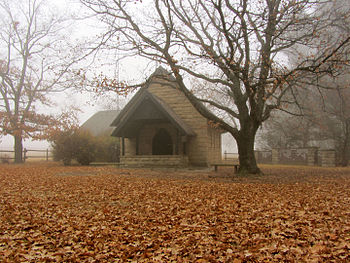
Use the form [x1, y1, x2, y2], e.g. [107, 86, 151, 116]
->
[258, 78, 350, 165]
[81, 0, 350, 174]
[0, 0, 82, 163]
[258, 0, 350, 165]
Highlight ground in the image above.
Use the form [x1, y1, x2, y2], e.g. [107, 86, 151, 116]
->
[0, 163, 349, 262]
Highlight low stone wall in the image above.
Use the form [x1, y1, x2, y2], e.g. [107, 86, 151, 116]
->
[307, 148, 318, 166]
[319, 150, 336, 167]
[120, 155, 189, 168]
[255, 151, 272, 164]
[261, 148, 336, 167]
[279, 148, 309, 165]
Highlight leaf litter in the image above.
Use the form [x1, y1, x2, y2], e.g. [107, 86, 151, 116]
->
[0, 164, 349, 262]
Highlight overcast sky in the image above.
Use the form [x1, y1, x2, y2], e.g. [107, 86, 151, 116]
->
[0, 0, 239, 154]
[0, 0, 160, 150]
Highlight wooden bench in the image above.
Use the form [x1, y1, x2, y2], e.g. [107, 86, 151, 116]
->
[212, 163, 240, 172]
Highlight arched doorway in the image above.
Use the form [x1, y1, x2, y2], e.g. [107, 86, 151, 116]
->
[152, 128, 173, 155]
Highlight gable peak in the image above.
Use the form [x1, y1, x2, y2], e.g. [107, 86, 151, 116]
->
[150, 66, 176, 81]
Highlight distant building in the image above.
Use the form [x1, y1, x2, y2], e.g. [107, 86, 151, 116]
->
[110, 66, 224, 167]
[81, 110, 121, 163]
[81, 110, 120, 136]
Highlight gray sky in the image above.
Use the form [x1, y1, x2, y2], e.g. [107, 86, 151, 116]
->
[0, 0, 238, 154]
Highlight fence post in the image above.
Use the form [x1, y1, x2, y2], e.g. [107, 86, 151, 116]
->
[271, 148, 280, 164]
[23, 148, 27, 163]
[224, 151, 227, 160]
[46, 149, 49, 162]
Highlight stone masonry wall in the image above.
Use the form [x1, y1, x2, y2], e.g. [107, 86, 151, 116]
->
[148, 80, 210, 166]
[272, 149, 279, 164]
[270, 148, 336, 167]
[124, 138, 136, 156]
[207, 126, 222, 164]
[319, 150, 336, 167]
[307, 147, 318, 166]
[255, 151, 272, 164]
[120, 155, 189, 168]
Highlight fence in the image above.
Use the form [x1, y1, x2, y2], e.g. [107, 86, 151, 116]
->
[0, 148, 53, 163]
[224, 148, 336, 167]
[223, 151, 239, 160]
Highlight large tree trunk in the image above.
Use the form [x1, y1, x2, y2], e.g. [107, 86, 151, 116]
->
[235, 121, 261, 175]
[14, 135, 23, 163]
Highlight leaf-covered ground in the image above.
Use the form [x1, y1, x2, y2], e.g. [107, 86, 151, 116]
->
[0, 163, 349, 262]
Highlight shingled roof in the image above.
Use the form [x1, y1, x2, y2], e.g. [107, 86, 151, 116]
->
[81, 110, 120, 136]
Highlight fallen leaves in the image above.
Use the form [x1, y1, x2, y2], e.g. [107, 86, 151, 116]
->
[0, 164, 349, 262]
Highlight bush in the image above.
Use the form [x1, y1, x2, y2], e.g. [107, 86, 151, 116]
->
[74, 131, 97, 165]
[50, 128, 121, 166]
[51, 129, 77, 165]
[51, 129, 97, 166]
[95, 135, 120, 163]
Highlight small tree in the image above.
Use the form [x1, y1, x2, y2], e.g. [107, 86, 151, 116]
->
[47, 109, 80, 165]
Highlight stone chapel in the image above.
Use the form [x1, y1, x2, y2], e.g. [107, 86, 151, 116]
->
[110, 66, 223, 167]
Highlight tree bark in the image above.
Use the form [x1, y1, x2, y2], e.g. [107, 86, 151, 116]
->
[235, 121, 261, 175]
[14, 135, 23, 163]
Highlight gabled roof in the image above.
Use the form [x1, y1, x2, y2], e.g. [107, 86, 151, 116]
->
[110, 89, 195, 138]
[81, 110, 120, 136]
[147, 66, 216, 124]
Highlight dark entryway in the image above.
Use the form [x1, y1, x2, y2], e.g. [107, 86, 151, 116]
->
[152, 128, 173, 155]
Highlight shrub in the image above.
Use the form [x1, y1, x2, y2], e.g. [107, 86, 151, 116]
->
[51, 129, 97, 166]
[95, 135, 120, 162]
[51, 129, 77, 165]
[74, 131, 97, 165]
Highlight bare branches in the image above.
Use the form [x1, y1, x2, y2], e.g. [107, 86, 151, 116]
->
[0, 0, 84, 162]
[80, 0, 350, 170]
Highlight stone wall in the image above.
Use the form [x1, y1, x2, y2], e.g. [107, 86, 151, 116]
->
[268, 148, 336, 167]
[207, 126, 222, 164]
[319, 150, 336, 167]
[124, 138, 136, 156]
[148, 79, 215, 166]
[255, 151, 272, 164]
[272, 149, 279, 164]
[279, 148, 308, 165]
[307, 147, 318, 166]
[120, 155, 189, 168]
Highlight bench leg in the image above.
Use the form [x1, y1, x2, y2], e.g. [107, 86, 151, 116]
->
[214, 165, 218, 172]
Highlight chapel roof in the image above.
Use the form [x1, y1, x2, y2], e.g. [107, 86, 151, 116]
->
[110, 89, 195, 137]
[81, 110, 120, 136]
